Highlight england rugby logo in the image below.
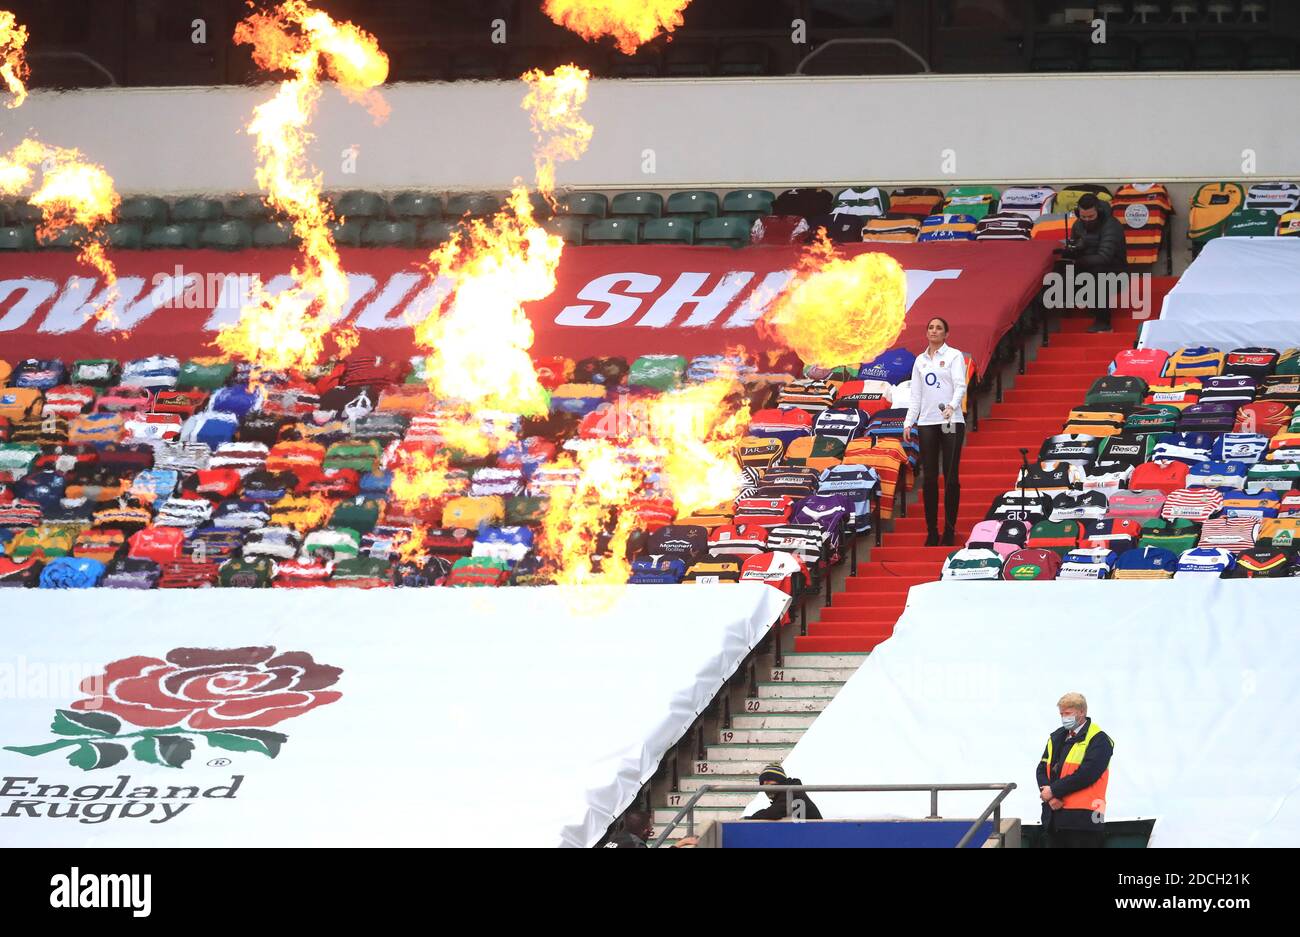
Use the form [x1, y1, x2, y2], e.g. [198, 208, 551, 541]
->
[4, 646, 342, 770]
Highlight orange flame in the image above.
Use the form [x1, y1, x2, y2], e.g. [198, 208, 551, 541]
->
[542, 0, 691, 55]
[389, 449, 459, 509]
[0, 10, 28, 108]
[760, 232, 908, 369]
[394, 524, 428, 565]
[215, 0, 388, 372]
[537, 372, 749, 589]
[521, 65, 593, 201]
[0, 139, 120, 319]
[413, 187, 558, 418]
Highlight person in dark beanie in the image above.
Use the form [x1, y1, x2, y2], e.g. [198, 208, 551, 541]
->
[605, 809, 654, 848]
[1067, 193, 1128, 333]
[743, 763, 823, 820]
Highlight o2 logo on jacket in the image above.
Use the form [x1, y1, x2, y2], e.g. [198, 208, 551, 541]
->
[924, 372, 940, 387]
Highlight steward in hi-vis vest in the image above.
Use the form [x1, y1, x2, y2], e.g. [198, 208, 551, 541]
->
[1036, 693, 1114, 847]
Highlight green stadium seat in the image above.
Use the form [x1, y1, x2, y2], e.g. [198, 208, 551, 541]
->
[610, 192, 663, 219]
[418, 220, 460, 247]
[252, 221, 295, 248]
[666, 191, 720, 220]
[723, 189, 776, 220]
[0, 225, 36, 250]
[172, 198, 225, 223]
[445, 193, 501, 218]
[717, 42, 772, 76]
[1245, 37, 1295, 69]
[118, 196, 169, 226]
[1031, 37, 1084, 71]
[558, 191, 607, 220]
[542, 216, 585, 246]
[103, 223, 145, 249]
[224, 195, 270, 221]
[1086, 36, 1136, 70]
[361, 220, 417, 248]
[330, 219, 364, 247]
[529, 192, 554, 221]
[200, 220, 254, 250]
[610, 47, 661, 78]
[641, 217, 695, 245]
[585, 218, 640, 245]
[450, 48, 503, 81]
[5, 201, 42, 225]
[38, 224, 89, 249]
[1193, 36, 1243, 70]
[334, 190, 388, 220]
[390, 192, 443, 220]
[663, 43, 714, 77]
[1137, 38, 1192, 70]
[143, 223, 201, 249]
[695, 216, 751, 248]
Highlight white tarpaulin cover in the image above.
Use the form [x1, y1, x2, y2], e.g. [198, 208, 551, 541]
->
[764, 579, 1300, 847]
[1140, 238, 1300, 353]
[0, 584, 786, 848]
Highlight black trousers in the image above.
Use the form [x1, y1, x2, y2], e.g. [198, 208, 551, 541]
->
[1045, 828, 1105, 848]
[917, 422, 965, 535]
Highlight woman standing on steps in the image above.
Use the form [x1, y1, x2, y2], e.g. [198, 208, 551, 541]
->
[902, 317, 968, 547]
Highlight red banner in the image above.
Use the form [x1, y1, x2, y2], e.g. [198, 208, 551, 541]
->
[0, 241, 1055, 377]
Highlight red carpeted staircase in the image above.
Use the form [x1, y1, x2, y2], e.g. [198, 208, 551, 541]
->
[796, 312, 1143, 653]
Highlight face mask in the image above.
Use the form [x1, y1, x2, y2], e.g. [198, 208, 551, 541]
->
[1061, 715, 1078, 730]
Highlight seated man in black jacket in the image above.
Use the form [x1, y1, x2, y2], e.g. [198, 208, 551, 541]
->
[1065, 194, 1129, 334]
[743, 763, 823, 821]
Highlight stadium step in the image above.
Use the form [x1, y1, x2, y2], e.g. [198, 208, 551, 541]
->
[716, 728, 808, 744]
[741, 696, 833, 713]
[768, 666, 859, 682]
[730, 713, 819, 729]
[778, 652, 868, 669]
[702, 746, 793, 763]
[678, 774, 762, 792]
[794, 635, 891, 652]
[654, 806, 739, 826]
[810, 609, 899, 627]
[756, 681, 843, 699]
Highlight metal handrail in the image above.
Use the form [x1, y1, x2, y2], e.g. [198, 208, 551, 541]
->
[651, 782, 1016, 848]
[796, 39, 932, 75]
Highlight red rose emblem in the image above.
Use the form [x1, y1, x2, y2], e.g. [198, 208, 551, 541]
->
[72, 646, 342, 730]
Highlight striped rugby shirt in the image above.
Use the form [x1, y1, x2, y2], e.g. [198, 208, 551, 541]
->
[1161, 487, 1224, 522]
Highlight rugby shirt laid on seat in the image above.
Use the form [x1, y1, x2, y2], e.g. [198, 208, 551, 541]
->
[1197, 516, 1259, 553]
[1213, 432, 1271, 464]
[941, 548, 1004, 581]
[1079, 518, 1143, 553]
[1161, 487, 1224, 522]
[1219, 491, 1279, 520]
[1058, 547, 1118, 580]
[1175, 547, 1236, 578]
[1112, 545, 1178, 579]
[1106, 490, 1167, 521]
[1186, 460, 1249, 490]
[1225, 548, 1296, 578]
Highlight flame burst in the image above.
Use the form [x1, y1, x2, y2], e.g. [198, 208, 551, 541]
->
[542, 0, 691, 55]
[0, 139, 120, 317]
[539, 372, 749, 589]
[414, 188, 558, 417]
[761, 232, 908, 369]
[0, 10, 28, 107]
[521, 65, 593, 201]
[215, 0, 389, 372]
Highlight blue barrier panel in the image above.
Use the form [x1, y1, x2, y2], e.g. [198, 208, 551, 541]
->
[720, 820, 994, 848]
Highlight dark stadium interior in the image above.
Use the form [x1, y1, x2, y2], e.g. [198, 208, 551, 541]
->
[7, 0, 1298, 89]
